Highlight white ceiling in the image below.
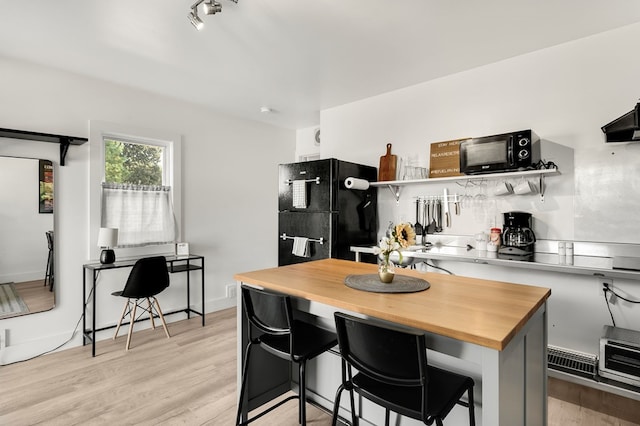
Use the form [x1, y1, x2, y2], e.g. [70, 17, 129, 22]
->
[2, 0, 640, 129]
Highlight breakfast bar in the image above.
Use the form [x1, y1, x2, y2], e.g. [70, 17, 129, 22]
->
[234, 258, 551, 425]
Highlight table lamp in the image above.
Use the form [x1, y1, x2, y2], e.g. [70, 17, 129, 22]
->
[98, 227, 118, 264]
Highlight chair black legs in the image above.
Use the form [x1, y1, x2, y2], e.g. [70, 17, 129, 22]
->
[348, 381, 357, 426]
[331, 383, 359, 426]
[236, 342, 307, 426]
[44, 245, 54, 291]
[238, 285, 337, 425]
[331, 360, 358, 426]
[299, 360, 306, 425]
[467, 388, 476, 426]
[331, 384, 344, 426]
[236, 342, 304, 426]
[435, 386, 475, 426]
[236, 342, 253, 426]
[331, 356, 475, 426]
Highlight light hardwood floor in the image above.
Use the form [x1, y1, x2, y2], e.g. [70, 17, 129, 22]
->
[0, 308, 638, 425]
[14, 279, 55, 315]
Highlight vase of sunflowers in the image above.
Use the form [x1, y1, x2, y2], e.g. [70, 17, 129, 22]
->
[374, 222, 416, 283]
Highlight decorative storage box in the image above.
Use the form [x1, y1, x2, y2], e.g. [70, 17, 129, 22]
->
[428, 138, 467, 178]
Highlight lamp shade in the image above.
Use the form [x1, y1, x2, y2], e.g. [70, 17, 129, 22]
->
[97, 227, 118, 248]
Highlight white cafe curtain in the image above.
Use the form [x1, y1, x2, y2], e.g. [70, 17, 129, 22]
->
[101, 183, 177, 247]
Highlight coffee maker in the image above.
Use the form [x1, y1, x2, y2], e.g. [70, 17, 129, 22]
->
[498, 211, 536, 260]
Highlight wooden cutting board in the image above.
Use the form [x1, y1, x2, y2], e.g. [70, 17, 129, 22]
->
[378, 143, 397, 181]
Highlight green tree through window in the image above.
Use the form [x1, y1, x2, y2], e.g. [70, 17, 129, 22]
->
[104, 139, 163, 185]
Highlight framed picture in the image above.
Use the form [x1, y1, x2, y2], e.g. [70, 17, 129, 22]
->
[39, 159, 54, 214]
[176, 242, 190, 257]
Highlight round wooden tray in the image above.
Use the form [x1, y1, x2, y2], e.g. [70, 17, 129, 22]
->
[344, 274, 430, 293]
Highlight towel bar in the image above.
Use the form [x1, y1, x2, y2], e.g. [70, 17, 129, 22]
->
[285, 177, 321, 185]
[280, 233, 324, 245]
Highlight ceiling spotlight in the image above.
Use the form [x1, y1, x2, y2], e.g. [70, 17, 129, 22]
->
[188, 9, 204, 30]
[188, 0, 237, 30]
[203, 0, 222, 15]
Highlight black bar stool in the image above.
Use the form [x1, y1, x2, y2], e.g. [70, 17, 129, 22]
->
[43, 230, 54, 292]
[332, 312, 476, 426]
[236, 284, 338, 425]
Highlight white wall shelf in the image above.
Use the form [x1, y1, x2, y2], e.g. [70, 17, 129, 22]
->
[370, 167, 559, 202]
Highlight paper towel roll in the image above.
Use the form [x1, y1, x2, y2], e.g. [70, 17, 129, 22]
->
[345, 177, 370, 190]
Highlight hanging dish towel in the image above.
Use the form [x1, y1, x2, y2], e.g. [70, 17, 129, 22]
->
[292, 180, 307, 209]
[292, 237, 310, 257]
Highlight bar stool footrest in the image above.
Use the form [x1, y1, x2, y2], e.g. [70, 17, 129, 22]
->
[239, 395, 299, 425]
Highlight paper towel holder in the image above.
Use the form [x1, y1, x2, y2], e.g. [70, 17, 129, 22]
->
[344, 177, 371, 190]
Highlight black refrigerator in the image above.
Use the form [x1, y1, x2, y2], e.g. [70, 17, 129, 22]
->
[278, 158, 377, 266]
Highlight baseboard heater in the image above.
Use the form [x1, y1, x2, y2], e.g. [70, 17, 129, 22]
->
[548, 345, 598, 379]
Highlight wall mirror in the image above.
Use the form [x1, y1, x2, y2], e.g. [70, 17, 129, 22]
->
[0, 156, 55, 319]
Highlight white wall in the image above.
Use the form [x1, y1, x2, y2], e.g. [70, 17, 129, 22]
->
[319, 23, 640, 355]
[0, 56, 294, 362]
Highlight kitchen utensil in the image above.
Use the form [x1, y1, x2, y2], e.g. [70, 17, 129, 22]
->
[443, 188, 451, 228]
[422, 199, 427, 240]
[421, 199, 426, 237]
[414, 199, 423, 241]
[378, 143, 397, 181]
[435, 199, 442, 233]
[426, 199, 435, 234]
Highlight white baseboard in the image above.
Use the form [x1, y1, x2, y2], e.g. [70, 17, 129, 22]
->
[0, 329, 74, 366]
[204, 296, 236, 312]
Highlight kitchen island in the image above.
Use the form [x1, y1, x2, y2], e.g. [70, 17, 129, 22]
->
[234, 258, 551, 425]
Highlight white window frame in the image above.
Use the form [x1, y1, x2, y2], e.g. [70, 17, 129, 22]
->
[89, 120, 182, 261]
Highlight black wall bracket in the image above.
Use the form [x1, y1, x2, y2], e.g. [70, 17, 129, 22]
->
[0, 127, 88, 166]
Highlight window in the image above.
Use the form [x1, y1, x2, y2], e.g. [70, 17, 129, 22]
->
[104, 139, 165, 186]
[89, 121, 182, 259]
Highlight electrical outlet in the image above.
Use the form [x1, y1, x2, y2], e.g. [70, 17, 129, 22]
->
[602, 278, 615, 304]
[226, 284, 237, 299]
[0, 329, 7, 349]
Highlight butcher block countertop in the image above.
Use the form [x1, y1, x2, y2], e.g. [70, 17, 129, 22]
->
[234, 258, 551, 351]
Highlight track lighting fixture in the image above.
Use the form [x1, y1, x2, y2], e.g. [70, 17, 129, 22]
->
[188, 9, 204, 30]
[188, 0, 237, 30]
[203, 0, 222, 15]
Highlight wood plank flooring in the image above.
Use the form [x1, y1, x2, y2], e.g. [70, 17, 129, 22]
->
[0, 307, 638, 425]
[13, 279, 55, 316]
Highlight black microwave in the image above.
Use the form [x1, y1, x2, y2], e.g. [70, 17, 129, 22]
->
[459, 129, 540, 174]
